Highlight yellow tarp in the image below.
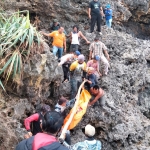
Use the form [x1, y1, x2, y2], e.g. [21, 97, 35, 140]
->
[64, 89, 91, 130]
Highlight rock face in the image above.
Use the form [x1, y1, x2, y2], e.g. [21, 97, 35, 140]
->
[1, 0, 150, 37]
[0, 1, 150, 150]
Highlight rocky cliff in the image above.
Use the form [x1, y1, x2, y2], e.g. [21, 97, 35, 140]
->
[0, 0, 150, 150]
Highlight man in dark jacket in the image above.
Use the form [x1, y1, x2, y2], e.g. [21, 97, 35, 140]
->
[16, 111, 68, 150]
[88, 0, 104, 34]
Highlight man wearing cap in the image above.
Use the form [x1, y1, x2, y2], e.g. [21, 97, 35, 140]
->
[72, 124, 102, 149]
[88, 0, 104, 35]
[58, 51, 81, 82]
[69, 54, 87, 99]
[42, 27, 66, 59]
[87, 55, 102, 79]
[89, 36, 110, 75]
[50, 19, 60, 31]
[104, 4, 113, 28]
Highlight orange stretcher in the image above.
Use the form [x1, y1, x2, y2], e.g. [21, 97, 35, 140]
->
[63, 89, 91, 130]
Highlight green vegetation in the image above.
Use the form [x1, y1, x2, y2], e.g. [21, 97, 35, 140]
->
[0, 10, 43, 91]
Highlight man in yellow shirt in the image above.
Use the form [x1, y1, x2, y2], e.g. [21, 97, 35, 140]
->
[70, 54, 86, 99]
[42, 27, 66, 59]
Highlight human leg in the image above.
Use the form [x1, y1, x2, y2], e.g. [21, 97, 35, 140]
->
[70, 78, 78, 99]
[106, 19, 112, 28]
[106, 20, 109, 27]
[90, 15, 97, 33]
[100, 56, 109, 75]
[62, 64, 68, 81]
[52, 46, 58, 56]
[58, 47, 63, 59]
[97, 15, 102, 32]
[99, 95, 105, 106]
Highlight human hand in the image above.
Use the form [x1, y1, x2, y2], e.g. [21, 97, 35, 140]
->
[107, 56, 110, 61]
[28, 132, 32, 137]
[88, 104, 91, 107]
[87, 41, 90, 44]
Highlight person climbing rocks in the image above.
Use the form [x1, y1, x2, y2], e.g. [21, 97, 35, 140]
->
[16, 111, 68, 150]
[50, 19, 60, 31]
[58, 50, 81, 82]
[88, 0, 104, 35]
[67, 25, 90, 52]
[104, 4, 113, 28]
[55, 96, 76, 116]
[42, 26, 66, 59]
[63, 124, 102, 150]
[89, 36, 110, 75]
[87, 55, 102, 79]
[24, 104, 51, 138]
[84, 67, 97, 91]
[70, 54, 87, 99]
[89, 85, 105, 107]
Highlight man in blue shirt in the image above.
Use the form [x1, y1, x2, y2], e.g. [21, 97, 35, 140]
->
[88, 0, 104, 35]
[104, 4, 113, 28]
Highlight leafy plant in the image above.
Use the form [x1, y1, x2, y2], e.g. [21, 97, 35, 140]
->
[0, 10, 43, 90]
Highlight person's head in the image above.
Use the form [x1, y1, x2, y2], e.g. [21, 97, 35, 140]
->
[73, 25, 79, 33]
[53, 19, 58, 26]
[106, 4, 111, 9]
[92, 85, 100, 95]
[42, 111, 64, 134]
[58, 96, 68, 106]
[94, 35, 100, 42]
[36, 104, 51, 114]
[87, 67, 94, 75]
[74, 50, 81, 57]
[93, 55, 100, 63]
[78, 54, 85, 64]
[85, 124, 95, 137]
[58, 27, 64, 34]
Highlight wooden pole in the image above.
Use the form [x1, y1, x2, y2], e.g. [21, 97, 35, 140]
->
[59, 80, 86, 140]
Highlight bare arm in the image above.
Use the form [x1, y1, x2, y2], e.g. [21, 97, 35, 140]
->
[63, 39, 66, 53]
[89, 50, 92, 60]
[104, 49, 110, 61]
[66, 32, 72, 38]
[89, 92, 101, 105]
[79, 31, 90, 44]
[88, 8, 91, 19]
[42, 32, 50, 37]
[100, 7, 105, 17]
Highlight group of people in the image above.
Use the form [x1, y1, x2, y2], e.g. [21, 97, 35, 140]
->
[16, 0, 113, 149]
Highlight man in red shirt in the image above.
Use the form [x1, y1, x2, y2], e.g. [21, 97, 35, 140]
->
[24, 104, 50, 138]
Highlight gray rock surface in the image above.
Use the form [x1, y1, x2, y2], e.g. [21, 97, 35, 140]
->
[0, 1, 150, 150]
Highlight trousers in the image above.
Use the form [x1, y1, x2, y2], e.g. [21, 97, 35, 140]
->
[90, 14, 102, 32]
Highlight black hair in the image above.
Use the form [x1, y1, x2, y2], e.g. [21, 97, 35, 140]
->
[73, 25, 79, 32]
[93, 85, 99, 90]
[58, 100, 63, 105]
[42, 111, 64, 134]
[36, 104, 50, 113]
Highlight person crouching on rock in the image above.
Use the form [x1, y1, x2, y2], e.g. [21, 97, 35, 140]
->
[69, 54, 87, 99]
[55, 96, 76, 116]
[16, 111, 68, 150]
[24, 104, 50, 139]
[89, 85, 105, 107]
[65, 124, 102, 149]
[84, 67, 97, 91]
[87, 55, 102, 79]
[58, 50, 81, 82]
